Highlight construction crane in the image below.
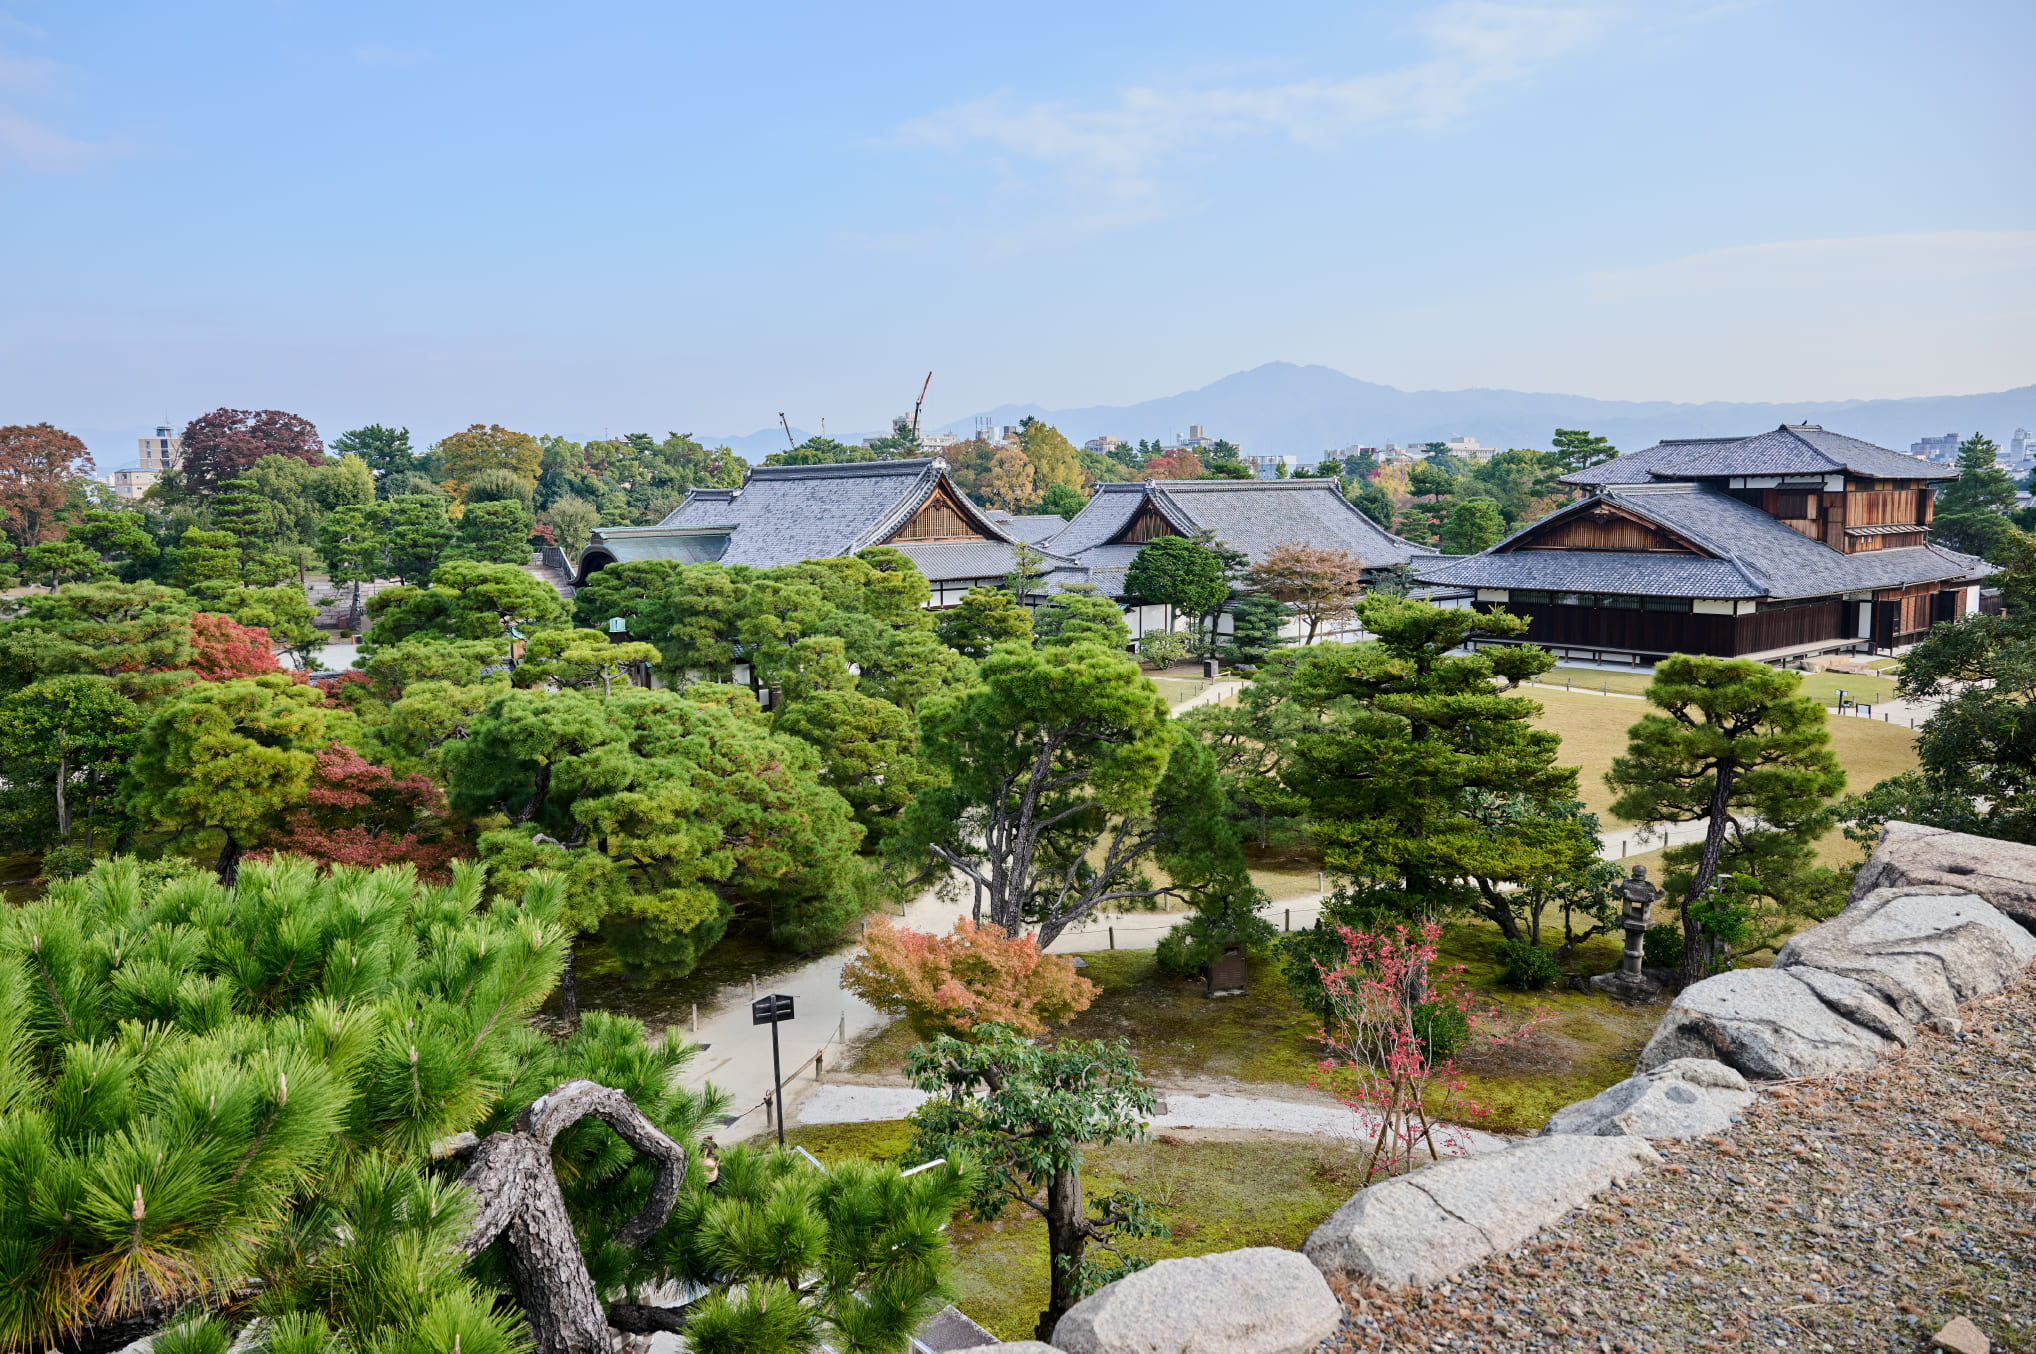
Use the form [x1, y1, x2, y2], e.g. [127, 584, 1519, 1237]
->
[910, 372, 932, 437]
[779, 413, 796, 448]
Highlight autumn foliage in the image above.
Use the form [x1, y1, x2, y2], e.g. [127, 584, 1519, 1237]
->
[260, 743, 463, 877]
[842, 915, 1098, 1039]
[188, 612, 283, 680]
[0, 422, 94, 550]
[180, 407, 324, 494]
[1139, 449, 1203, 480]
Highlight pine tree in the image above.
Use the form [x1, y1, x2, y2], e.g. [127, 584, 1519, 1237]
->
[1932, 432, 2019, 558]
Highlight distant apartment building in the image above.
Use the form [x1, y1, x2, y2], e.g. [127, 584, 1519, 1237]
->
[2008, 427, 2032, 469]
[1083, 435, 1125, 455]
[1179, 424, 1219, 451]
[140, 424, 182, 473]
[1910, 433, 1960, 463]
[1244, 453, 1299, 479]
[107, 467, 161, 500]
[919, 432, 961, 454]
[1436, 435, 1490, 461]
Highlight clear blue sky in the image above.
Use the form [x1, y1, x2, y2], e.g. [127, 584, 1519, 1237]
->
[3, 1, 2031, 459]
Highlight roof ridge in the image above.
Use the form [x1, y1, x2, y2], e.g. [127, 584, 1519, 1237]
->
[748, 457, 935, 480]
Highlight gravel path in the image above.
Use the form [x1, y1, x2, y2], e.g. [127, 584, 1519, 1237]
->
[1317, 973, 2036, 1353]
[795, 1084, 1511, 1152]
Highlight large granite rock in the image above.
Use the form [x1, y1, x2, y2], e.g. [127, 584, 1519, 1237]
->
[1777, 885, 2036, 1029]
[1635, 967, 1889, 1079]
[948, 1346, 1063, 1354]
[1538, 1057, 1753, 1139]
[1786, 963, 1918, 1045]
[1851, 821, 2036, 928]
[1303, 1135, 1659, 1289]
[1050, 1247, 1340, 1354]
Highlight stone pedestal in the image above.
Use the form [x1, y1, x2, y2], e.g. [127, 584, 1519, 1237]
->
[1589, 967, 1664, 1002]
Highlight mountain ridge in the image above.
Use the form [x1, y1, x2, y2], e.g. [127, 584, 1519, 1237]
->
[710, 362, 2035, 462]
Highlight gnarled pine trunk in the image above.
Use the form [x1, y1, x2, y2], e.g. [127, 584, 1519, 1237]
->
[1036, 1166, 1087, 1344]
[458, 1080, 689, 1354]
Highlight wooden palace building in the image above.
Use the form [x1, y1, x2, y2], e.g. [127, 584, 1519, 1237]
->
[1413, 425, 1995, 664]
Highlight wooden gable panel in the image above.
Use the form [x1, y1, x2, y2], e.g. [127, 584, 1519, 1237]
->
[888, 483, 996, 543]
[1503, 503, 1700, 554]
[1115, 501, 1181, 544]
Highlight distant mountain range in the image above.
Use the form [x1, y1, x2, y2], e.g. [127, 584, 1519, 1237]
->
[712, 363, 2036, 462]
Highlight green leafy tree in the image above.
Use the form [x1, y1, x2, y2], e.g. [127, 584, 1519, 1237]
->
[541, 493, 600, 555]
[383, 494, 454, 584]
[1037, 482, 1087, 519]
[0, 581, 194, 696]
[906, 1025, 1165, 1343]
[893, 642, 1232, 949]
[1181, 650, 1312, 849]
[1440, 497, 1505, 554]
[66, 508, 159, 578]
[935, 585, 1034, 658]
[1407, 460, 1457, 504]
[0, 674, 140, 855]
[21, 538, 106, 589]
[1607, 656, 1847, 987]
[1123, 536, 1229, 650]
[1542, 428, 1618, 495]
[1221, 591, 1292, 665]
[365, 560, 568, 648]
[316, 501, 386, 597]
[122, 675, 331, 880]
[1030, 586, 1131, 650]
[330, 423, 417, 481]
[445, 498, 535, 565]
[1347, 476, 1395, 528]
[173, 526, 243, 591]
[1932, 433, 2020, 558]
[1279, 597, 1588, 938]
[774, 688, 936, 846]
[1017, 421, 1087, 499]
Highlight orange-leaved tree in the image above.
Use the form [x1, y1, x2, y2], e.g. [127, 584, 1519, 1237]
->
[842, 915, 1099, 1039]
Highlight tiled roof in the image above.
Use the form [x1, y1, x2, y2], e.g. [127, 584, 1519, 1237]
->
[575, 525, 733, 579]
[984, 511, 1076, 544]
[1565, 425, 1956, 488]
[1418, 481, 1992, 599]
[1563, 439, 1744, 486]
[889, 539, 1084, 583]
[1043, 479, 1434, 569]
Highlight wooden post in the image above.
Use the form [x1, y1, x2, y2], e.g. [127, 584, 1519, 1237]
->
[815, 1050, 824, 1082]
[1108, 926, 1115, 950]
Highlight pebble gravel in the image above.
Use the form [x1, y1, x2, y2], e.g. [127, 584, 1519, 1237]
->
[1316, 973, 2036, 1353]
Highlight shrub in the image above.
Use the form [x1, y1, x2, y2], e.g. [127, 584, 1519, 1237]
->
[1643, 923, 1681, 969]
[1409, 998, 1470, 1061]
[841, 915, 1098, 1039]
[1493, 938, 1561, 990]
[1135, 630, 1191, 669]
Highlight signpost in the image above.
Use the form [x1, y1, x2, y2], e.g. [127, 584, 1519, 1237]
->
[751, 992, 795, 1146]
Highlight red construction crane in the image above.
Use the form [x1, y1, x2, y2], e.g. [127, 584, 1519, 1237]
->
[910, 372, 932, 437]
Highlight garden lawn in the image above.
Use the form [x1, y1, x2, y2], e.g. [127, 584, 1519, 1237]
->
[1526, 685, 1919, 825]
[1534, 665, 1901, 708]
[782, 1120, 1362, 1343]
[848, 941, 1662, 1137]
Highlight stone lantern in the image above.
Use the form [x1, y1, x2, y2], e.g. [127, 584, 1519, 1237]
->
[1589, 865, 1665, 1002]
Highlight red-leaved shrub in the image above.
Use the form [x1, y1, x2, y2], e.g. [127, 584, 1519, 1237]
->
[259, 744, 463, 878]
[189, 612, 281, 680]
[841, 915, 1098, 1040]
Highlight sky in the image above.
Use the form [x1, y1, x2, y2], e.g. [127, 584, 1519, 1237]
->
[2, 0, 2032, 462]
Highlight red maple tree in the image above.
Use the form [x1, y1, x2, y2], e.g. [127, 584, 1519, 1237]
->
[180, 408, 324, 494]
[260, 743, 464, 878]
[0, 423, 94, 550]
[841, 915, 1098, 1040]
[189, 612, 283, 680]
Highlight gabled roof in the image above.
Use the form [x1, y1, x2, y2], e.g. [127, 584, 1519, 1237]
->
[575, 524, 734, 578]
[599, 457, 1080, 583]
[1417, 481, 1991, 600]
[1564, 425, 1956, 488]
[1043, 478, 1434, 568]
[984, 510, 1076, 544]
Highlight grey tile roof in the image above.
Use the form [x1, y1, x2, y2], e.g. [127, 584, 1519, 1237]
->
[889, 539, 1083, 582]
[1417, 481, 1992, 599]
[1563, 439, 1744, 486]
[1416, 551, 1765, 598]
[1042, 479, 1434, 569]
[575, 525, 733, 580]
[1566, 425, 1956, 487]
[608, 457, 1084, 585]
[984, 512, 1075, 544]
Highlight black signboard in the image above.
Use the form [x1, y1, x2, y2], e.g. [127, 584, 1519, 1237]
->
[752, 993, 795, 1025]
